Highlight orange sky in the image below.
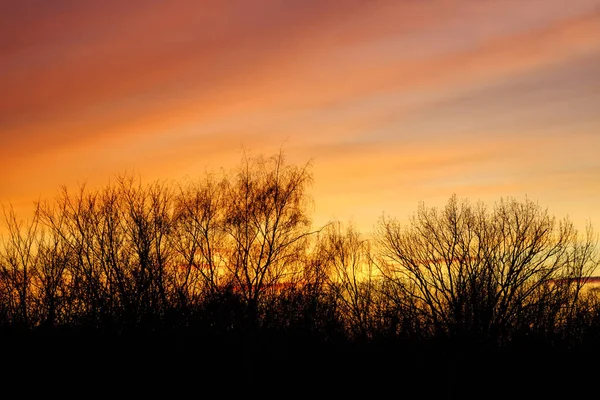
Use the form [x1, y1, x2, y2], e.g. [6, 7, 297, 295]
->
[1, 0, 600, 236]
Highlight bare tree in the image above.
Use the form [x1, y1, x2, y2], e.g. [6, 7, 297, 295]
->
[222, 150, 315, 308]
[318, 221, 377, 340]
[32, 220, 72, 329]
[0, 204, 41, 329]
[375, 194, 599, 343]
[36, 176, 178, 329]
[117, 175, 175, 325]
[172, 172, 229, 303]
[38, 184, 114, 327]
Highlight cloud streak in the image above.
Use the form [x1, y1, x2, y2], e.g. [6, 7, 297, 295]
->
[1, 0, 600, 233]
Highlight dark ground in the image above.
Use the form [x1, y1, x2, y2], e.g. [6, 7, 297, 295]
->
[1, 330, 597, 399]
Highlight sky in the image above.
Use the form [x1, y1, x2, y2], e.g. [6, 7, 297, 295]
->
[1, 0, 600, 237]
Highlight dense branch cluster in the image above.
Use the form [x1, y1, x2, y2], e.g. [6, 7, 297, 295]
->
[1, 151, 599, 350]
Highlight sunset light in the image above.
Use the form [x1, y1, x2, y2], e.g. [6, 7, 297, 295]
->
[2, 0, 599, 235]
[2, 1, 600, 396]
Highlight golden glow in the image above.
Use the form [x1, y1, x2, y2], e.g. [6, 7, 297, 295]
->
[1, 0, 600, 235]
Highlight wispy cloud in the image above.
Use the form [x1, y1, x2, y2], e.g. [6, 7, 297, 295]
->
[1, 0, 599, 232]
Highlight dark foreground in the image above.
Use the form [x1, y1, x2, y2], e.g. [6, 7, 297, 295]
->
[2, 330, 598, 399]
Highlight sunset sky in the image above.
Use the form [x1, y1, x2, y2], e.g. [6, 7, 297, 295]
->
[1, 0, 600, 236]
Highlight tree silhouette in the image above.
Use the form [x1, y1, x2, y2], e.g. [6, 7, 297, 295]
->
[375, 194, 598, 345]
[0, 152, 599, 397]
[0, 204, 41, 330]
[315, 221, 377, 341]
[221, 150, 315, 308]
